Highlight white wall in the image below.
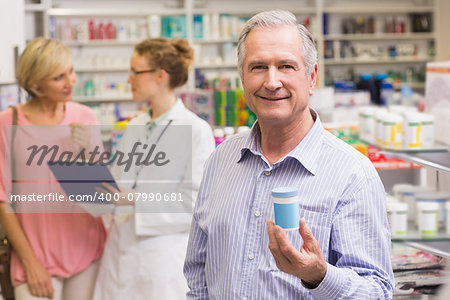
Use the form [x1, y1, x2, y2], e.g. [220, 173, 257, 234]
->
[436, 0, 450, 60]
[0, 0, 25, 84]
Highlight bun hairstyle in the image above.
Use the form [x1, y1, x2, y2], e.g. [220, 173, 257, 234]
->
[134, 38, 194, 89]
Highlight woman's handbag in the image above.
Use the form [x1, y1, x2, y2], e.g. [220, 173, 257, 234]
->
[0, 106, 18, 300]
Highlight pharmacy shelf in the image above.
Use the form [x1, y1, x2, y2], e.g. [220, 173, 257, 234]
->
[324, 57, 433, 65]
[75, 67, 128, 73]
[400, 241, 450, 259]
[322, 5, 434, 14]
[47, 8, 185, 17]
[25, 3, 45, 12]
[193, 38, 237, 44]
[393, 82, 425, 90]
[372, 161, 422, 170]
[65, 40, 136, 47]
[324, 33, 435, 41]
[192, 7, 316, 15]
[73, 95, 133, 102]
[381, 151, 450, 173]
[194, 62, 237, 69]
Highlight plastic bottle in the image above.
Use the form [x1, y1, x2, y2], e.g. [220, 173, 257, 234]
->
[386, 202, 408, 236]
[417, 202, 439, 237]
[106, 20, 115, 40]
[138, 20, 147, 40]
[202, 14, 211, 39]
[400, 83, 414, 106]
[420, 113, 435, 148]
[358, 106, 375, 143]
[272, 187, 300, 231]
[88, 19, 96, 40]
[237, 126, 251, 134]
[80, 19, 89, 42]
[373, 73, 388, 105]
[129, 21, 138, 40]
[357, 73, 376, 104]
[220, 14, 231, 38]
[374, 108, 388, 146]
[211, 13, 220, 40]
[213, 128, 225, 146]
[380, 82, 395, 106]
[98, 20, 106, 40]
[84, 79, 95, 97]
[49, 17, 57, 39]
[416, 192, 450, 230]
[193, 15, 203, 39]
[403, 112, 422, 149]
[223, 127, 235, 139]
[382, 113, 403, 149]
[117, 21, 127, 41]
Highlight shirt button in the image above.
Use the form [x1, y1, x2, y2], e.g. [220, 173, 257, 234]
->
[264, 170, 271, 176]
[254, 210, 261, 217]
[242, 297, 248, 300]
[248, 253, 254, 260]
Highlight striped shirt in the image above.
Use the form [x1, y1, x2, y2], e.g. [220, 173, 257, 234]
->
[184, 111, 394, 299]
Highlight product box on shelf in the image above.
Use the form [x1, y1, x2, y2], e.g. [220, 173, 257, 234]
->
[425, 61, 450, 146]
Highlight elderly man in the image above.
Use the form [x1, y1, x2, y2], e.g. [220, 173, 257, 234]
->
[184, 10, 394, 299]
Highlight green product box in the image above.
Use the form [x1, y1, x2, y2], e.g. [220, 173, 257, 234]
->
[214, 108, 226, 126]
[214, 90, 226, 108]
[226, 90, 238, 107]
[226, 108, 239, 126]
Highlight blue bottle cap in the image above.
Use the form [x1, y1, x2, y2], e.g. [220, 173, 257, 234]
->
[375, 73, 388, 80]
[361, 74, 372, 81]
[272, 187, 299, 198]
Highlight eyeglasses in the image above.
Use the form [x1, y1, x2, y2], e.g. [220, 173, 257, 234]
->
[129, 69, 157, 78]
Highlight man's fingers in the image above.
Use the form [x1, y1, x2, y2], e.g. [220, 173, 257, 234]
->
[267, 221, 279, 253]
[267, 222, 293, 272]
[299, 218, 316, 247]
[273, 225, 301, 264]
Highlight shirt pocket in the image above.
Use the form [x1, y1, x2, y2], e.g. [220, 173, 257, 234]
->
[298, 204, 332, 256]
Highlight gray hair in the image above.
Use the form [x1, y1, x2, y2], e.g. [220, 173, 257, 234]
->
[237, 10, 317, 78]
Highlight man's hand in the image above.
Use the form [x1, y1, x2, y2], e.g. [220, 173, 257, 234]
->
[267, 218, 327, 288]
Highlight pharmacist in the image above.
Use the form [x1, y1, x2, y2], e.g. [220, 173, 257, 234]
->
[184, 10, 394, 299]
[94, 38, 215, 299]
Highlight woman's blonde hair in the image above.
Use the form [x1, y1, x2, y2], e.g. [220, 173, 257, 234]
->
[134, 38, 194, 89]
[16, 37, 72, 98]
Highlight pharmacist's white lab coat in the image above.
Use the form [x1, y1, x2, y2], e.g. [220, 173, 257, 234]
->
[93, 100, 215, 300]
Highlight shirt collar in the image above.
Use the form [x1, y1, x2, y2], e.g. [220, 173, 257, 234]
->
[146, 99, 185, 128]
[238, 109, 324, 175]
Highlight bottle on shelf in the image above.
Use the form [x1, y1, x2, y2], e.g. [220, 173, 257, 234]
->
[213, 128, 225, 146]
[88, 19, 95, 40]
[98, 20, 106, 40]
[106, 20, 116, 40]
[117, 21, 127, 41]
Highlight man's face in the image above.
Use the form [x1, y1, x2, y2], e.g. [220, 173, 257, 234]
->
[242, 24, 317, 127]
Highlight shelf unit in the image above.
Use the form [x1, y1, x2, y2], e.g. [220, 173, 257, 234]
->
[382, 151, 450, 173]
[73, 94, 133, 103]
[25, 0, 437, 100]
[384, 148, 450, 258]
[320, 0, 435, 88]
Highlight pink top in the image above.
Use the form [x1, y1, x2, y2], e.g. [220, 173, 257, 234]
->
[0, 102, 107, 286]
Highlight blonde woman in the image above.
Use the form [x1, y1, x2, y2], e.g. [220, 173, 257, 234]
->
[93, 38, 215, 300]
[0, 37, 106, 300]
